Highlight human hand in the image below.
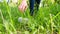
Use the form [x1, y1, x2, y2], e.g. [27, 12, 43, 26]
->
[18, 0, 28, 13]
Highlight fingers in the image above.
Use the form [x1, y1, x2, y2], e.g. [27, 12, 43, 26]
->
[24, 4, 27, 11]
[18, 3, 24, 12]
[18, 0, 28, 13]
[23, 3, 27, 11]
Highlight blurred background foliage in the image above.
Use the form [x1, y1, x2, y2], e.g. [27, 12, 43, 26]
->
[0, 0, 60, 34]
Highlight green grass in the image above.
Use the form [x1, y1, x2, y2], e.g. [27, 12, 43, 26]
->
[0, 1, 60, 34]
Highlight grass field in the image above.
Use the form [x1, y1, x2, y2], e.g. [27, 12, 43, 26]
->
[0, 1, 60, 34]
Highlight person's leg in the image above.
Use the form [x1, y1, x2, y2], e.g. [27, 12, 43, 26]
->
[36, 0, 41, 10]
[29, 0, 35, 16]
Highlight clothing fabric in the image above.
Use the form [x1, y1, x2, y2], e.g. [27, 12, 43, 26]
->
[29, 0, 41, 16]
